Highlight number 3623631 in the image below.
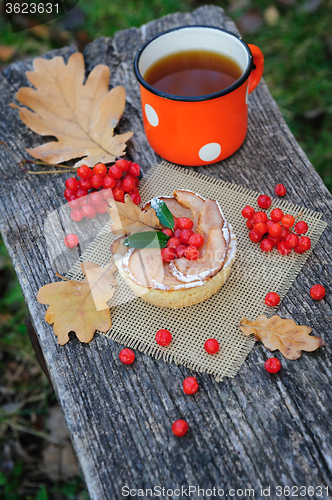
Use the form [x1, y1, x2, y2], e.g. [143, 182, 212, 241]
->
[5, 2, 60, 14]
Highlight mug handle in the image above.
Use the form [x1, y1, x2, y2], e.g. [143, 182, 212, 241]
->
[247, 44, 264, 94]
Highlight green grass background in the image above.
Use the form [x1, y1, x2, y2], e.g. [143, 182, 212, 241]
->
[0, 0, 331, 498]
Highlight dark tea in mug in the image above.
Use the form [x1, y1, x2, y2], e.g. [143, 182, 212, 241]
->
[144, 49, 243, 97]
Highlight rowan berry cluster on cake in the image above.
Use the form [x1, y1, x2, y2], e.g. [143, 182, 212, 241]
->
[63, 159, 141, 222]
[241, 187, 311, 255]
[160, 216, 205, 262]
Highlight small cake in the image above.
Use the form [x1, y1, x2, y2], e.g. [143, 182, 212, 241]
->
[112, 190, 236, 308]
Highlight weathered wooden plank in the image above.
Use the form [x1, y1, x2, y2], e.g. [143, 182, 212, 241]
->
[0, 6, 332, 499]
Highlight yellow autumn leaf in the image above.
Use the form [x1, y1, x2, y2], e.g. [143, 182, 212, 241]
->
[12, 52, 133, 168]
[107, 194, 161, 235]
[239, 314, 324, 360]
[37, 261, 117, 345]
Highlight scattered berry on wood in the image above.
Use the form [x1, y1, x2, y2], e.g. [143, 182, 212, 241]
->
[64, 234, 79, 248]
[119, 348, 135, 364]
[183, 377, 199, 395]
[274, 183, 286, 196]
[265, 358, 281, 373]
[172, 420, 188, 437]
[310, 284, 326, 300]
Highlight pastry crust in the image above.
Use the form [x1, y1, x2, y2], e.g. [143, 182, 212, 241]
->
[116, 230, 236, 307]
[113, 191, 236, 308]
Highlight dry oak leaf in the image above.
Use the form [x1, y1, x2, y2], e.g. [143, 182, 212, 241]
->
[239, 314, 324, 360]
[37, 260, 117, 345]
[12, 52, 133, 168]
[107, 194, 161, 235]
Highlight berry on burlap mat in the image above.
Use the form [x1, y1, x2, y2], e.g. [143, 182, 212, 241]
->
[66, 162, 327, 381]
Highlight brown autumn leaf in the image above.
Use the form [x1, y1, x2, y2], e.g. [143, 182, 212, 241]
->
[107, 193, 161, 235]
[239, 314, 324, 360]
[37, 260, 117, 345]
[12, 52, 133, 168]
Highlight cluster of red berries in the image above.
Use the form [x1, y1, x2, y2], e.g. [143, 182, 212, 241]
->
[63, 159, 141, 222]
[160, 216, 204, 262]
[242, 193, 311, 255]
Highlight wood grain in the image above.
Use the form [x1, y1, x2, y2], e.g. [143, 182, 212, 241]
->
[0, 6, 331, 499]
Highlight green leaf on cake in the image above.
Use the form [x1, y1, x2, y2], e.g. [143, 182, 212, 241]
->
[123, 231, 170, 249]
[151, 198, 174, 230]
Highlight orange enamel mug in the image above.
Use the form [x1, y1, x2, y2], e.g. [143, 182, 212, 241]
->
[134, 25, 264, 166]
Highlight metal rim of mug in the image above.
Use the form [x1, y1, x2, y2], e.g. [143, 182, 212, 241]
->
[133, 25, 254, 103]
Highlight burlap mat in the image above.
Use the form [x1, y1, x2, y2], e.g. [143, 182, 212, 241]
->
[66, 162, 327, 381]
